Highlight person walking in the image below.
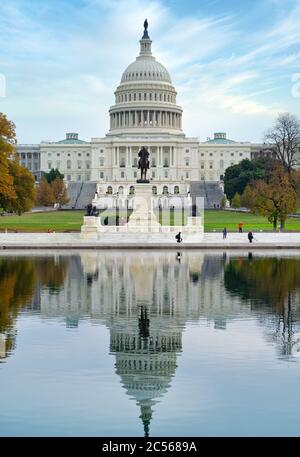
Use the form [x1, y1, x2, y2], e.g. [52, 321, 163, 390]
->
[238, 222, 244, 233]
[175, 232, 183, 243]
[223, 227, 227, 240]
[248, 231, 254, 243]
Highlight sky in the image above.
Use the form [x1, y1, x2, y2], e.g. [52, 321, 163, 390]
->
[0, 0, 299, 143]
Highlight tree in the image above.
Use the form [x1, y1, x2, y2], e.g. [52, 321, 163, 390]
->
[243, 165, 297, 230]
[36, 177, 54, 206]
[224, 158, 270, 201]
[6, 161, 36, 215]
[43, 168, 64, 184]
[220, 195, 227, 209]
[51, 178, 69, 206]
[0, 113, 17, 208]
[240, 184, 254, 209]
[265, 113, 300, 172]
[231, 193, 241, 208]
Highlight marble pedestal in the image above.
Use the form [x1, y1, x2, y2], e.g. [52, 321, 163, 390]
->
[80, 216, 101, 240]
[126, 183, 160, 233]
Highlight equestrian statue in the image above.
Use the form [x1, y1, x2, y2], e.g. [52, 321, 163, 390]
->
[137, 146, 150, 182]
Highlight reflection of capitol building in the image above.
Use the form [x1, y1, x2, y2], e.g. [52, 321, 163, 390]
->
[36, 251, 251, 436]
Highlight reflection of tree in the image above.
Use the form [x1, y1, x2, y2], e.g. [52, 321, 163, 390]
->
[0, 256, 68, 359]
[35, 257, 68, 293]
[224, 256, 300, 358]
[0, 257, 35, 356]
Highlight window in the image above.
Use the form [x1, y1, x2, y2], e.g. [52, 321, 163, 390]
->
[77, 175, 81, 181]
[133, 171, 137, 178]
[209, 153, 213, 156]
[209, 163, 213, 169]
[152, 171, 155, 178]
[121, 171, 125, 178]
[78, 161, 82, 169]
[133, 158, 138, 167]
[120, 158, 126, 167]
[185, 157, 189, 166]
[118, 186, 124, 194]
[100, 158, 104, 166]
[87, 153, 90, 157]
[107, 186, 113, 194]
[163, 159, 169, 167]
[48, 153, 51, 157]
[201, 163, 204, 169]
[240, 153, 243, 156]
[78, 153, 82, 157]
[86, 162, 90, 169]
[57, 153, 60, 157]
[67, 175, 71, 181]
[67, 160, 71, 169]
[152, 186, 157, 195]
[231, 152, 234, 156]
[201, 153, 204, 157]
[48, 162, 52, 169]
[164, 170, 168, 178]
[68, 153, 71, 157]
[163, 186, 168, 194]
[129, 186, 135, 195]
[100, 172, 104, 179]
[144, 93, 147, 100]
[151, 159, 156, 167]
[220, 159, 224, 169]
[186, 149, 189, 153]
[220, 174, 224, 181]
[100, 149, 104, 153]
[174, 185, 179, 194]
[185, 171, 189, 178]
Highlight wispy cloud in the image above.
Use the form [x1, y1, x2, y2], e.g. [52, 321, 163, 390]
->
[0, 0, 299, 143]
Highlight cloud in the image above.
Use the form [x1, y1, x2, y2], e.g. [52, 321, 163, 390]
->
[0, 0, 299, 143]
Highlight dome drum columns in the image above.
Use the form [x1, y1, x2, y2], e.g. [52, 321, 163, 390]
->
[109, 110, 182, 131]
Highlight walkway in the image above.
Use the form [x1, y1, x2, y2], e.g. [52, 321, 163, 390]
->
[1, 232, 300, 249]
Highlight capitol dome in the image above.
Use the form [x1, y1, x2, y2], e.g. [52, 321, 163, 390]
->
[121, 56, 172, 84]
[108, 20, 183, 136]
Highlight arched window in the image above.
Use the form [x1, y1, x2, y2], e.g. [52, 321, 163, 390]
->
[129, 186, 135, 195]
[118, 186, 124, 194]
[174, 185, 179, 194]
[152, 186, 157, 195]
[67, 160, 71, 169]
[107, 186, 113, 194]
[163, 186, 168, 195]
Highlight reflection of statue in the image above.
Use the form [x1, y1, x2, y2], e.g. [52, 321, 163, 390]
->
[138, 147, 150, 181]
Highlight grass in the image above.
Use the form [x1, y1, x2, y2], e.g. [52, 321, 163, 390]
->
[0, 209, 300, 232]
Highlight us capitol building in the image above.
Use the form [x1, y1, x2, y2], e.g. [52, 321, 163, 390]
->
[16, 20, 264, 208]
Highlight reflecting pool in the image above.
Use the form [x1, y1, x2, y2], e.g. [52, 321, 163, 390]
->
[0, 251, 300, 437]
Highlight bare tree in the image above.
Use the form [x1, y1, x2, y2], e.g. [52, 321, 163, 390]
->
[265, 113, 300, 172]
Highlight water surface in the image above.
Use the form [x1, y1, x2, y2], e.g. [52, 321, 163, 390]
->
[0, 250, 300, 437]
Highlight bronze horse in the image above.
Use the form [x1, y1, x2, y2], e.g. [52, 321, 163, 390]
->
[138, 147, 150, 181]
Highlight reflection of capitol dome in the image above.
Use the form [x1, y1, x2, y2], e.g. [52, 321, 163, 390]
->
[109, 308, 182, 437]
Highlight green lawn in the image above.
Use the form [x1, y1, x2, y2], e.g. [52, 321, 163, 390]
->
[0, 209, 300, 232]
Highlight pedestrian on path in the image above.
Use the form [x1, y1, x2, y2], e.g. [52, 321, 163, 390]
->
[238, 222, 244, 233]
[248, 231, 254, 243]
[175, 232, 183, 243]
[223, 227, 227, 239]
